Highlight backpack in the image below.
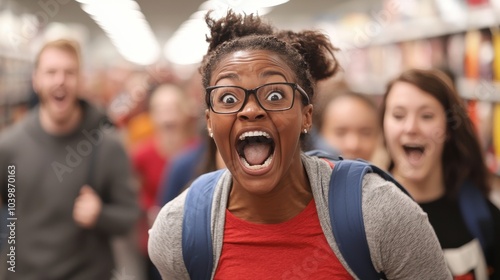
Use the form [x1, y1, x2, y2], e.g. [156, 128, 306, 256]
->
[180, 151, 494, 279]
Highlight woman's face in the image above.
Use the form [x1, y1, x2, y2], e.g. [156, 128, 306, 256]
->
[383, 81, 447, 183]
[206, 50, 312, 194]
[321, 96, 379, 161]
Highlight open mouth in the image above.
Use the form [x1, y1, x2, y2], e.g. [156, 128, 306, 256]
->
[52, 91, 68, 104]
[402, 144, 425, 163]
[236, 131, 275, 170]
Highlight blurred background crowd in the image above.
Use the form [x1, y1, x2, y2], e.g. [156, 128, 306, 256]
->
[1, 0, 500, 279]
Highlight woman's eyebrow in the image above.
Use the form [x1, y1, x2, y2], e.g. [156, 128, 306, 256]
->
[214, 73, 239, 84]
[260, 70, 286, 80]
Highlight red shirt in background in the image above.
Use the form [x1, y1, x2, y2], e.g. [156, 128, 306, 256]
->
[132, 137, 168, 211]
[132, 137, 168, 254]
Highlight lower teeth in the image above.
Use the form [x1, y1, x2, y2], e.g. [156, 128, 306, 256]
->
[242, 154, 273, 170]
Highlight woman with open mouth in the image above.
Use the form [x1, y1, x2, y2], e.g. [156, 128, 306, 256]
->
[381, 69, 500, 280]
[148, 10, 451, 280]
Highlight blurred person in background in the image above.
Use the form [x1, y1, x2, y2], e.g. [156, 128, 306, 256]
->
[0, 39, 139, 279]
[381, 68, 500, 279]
[131, 82, 198, 280]
[312, 89, 388, 168]
[110, 70, 156, 150]
[157, 132, 225, 206]
[82, 65, 131, 112]
[156, 70, 224, 206]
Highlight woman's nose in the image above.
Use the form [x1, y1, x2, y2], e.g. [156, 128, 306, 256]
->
[237, 95, 265, 121]
[403, 116, 419, 134]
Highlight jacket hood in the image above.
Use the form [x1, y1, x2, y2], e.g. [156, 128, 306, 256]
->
[26, 99, 115, 142]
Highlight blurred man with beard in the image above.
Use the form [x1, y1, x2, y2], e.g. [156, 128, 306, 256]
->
[0, 39, 139, 279]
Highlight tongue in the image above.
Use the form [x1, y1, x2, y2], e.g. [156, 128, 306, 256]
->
[407, 149, 423, 163]
[243, 142, 271, 165]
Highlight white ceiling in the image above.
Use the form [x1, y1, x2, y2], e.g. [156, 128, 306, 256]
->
[14, 0, 382, 44]
[9, 0, 382, 65]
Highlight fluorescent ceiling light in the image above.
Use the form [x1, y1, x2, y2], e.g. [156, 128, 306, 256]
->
[77, 0, 160, 65]
[164, 18, 209, 65]
[164, 0, 289, 65]
[210, 0, 289, 9]
[199, 0, 273, 17]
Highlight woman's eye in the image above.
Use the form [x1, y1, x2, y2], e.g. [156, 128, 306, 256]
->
[267, 91, 283, 101]
[221, 94, 237, 104]
[392, 113, 404, 120]
[422, 114, 434, 120]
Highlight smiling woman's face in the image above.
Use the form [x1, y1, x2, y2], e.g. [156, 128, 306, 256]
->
[383, 81, 447, 183]
[206, 49, 312, 194]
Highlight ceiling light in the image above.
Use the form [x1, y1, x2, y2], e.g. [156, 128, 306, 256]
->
[164, 0, 289, 65]
[78, 0, 160, 65]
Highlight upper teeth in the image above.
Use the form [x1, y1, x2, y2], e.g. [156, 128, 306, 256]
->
[239, 131, 270, 140]
[405, 144, 423, 148]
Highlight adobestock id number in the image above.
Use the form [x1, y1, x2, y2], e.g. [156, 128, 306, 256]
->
[7, 165, 16, 216]
[6, 165, 17, 273]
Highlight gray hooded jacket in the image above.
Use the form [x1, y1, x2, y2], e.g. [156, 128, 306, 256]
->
[149, 153, 452, 279]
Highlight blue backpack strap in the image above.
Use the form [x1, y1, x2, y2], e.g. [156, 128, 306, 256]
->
[329, 160, 381, 279]
[329, 159, 410, 280]
[458, 181, 494, 265]
[306, 149, 342, 162]
[182, 169, 225, 280]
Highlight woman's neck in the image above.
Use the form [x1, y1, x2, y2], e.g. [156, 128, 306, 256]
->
[228, 156, 312, 224]
[392, 165, 446, 203]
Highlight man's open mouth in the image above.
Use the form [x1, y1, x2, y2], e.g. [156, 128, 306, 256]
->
[52, 91, 68, 104]
[236, 131, 275, 170]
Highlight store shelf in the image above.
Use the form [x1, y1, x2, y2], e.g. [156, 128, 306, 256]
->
[337, 6, 500, 50]
[347, 77, 386, 96]
[375, 8, 497, 45]
[457, 78, 500, 103]
[0, 48, 32, 61]
[348, 77, 500, 103]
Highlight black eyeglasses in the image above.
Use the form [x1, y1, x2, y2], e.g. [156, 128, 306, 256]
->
[206, 82, 310, 114]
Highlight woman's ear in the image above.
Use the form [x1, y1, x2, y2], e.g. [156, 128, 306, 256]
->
[206, 109, 213, 138]
[302, 104, 313, 132]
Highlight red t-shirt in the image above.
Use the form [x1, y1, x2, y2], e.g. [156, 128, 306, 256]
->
[132, 137, 167, 211]
[214, 200, 353, 279]
[132, 138, 167, 254]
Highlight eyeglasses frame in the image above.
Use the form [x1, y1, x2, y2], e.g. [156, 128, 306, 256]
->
[205, 82, 310, 114]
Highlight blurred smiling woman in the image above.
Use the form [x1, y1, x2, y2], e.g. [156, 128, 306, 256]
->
[148, 11, 451, 280]
[381, 68, 500, 280]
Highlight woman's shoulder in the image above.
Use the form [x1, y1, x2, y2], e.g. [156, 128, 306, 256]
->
[360, 172, 421, 220]
[360, 171, 430, 243]
[361, 172, 412, 201]
[150, 189, 188, 247]
[150, 190, 188, 242]
[360, 173, 451, 278]
[149, 190, 189, 278]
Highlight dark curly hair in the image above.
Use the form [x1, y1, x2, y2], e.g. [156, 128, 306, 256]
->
[199, 10, 340, 107]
